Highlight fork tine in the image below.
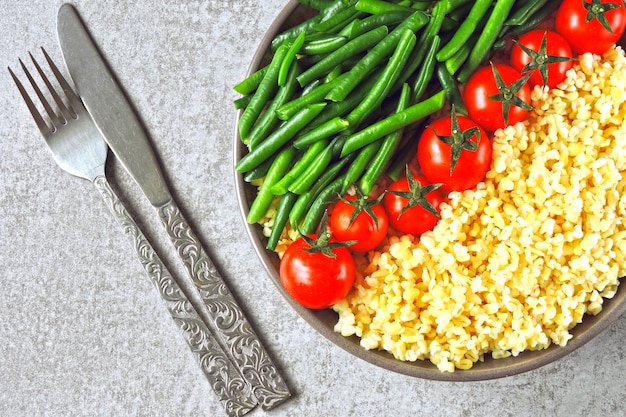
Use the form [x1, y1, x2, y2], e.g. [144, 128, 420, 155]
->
[18, 57, 64, 130]
[30, 50, 76, 123]
[41, 47, 81, 119]
[8, 65, 53, 136]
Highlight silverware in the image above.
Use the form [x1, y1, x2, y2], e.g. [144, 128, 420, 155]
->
[8, 49, 258, 417]
[56, 3, 291, 409]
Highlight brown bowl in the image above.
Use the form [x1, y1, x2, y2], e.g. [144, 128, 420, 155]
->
[233, 0, 626, 381]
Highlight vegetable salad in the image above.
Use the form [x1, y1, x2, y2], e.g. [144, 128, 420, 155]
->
[234, 0, 626, 371]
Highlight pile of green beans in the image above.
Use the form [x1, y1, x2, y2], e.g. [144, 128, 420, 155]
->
[234, 0, 556, 249]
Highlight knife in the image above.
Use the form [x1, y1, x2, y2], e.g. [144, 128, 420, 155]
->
[56, 3, 290, 411]
[95, 176, 258, 417]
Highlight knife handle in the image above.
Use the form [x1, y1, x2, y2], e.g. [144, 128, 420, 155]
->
[157, 200, 291, 411]
[93, 176, 257, 416]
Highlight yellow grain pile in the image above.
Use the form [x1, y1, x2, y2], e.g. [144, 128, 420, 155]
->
[333, 46, 626, 372]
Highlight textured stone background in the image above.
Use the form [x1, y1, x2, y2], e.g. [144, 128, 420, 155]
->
[1, 1, 626, 416]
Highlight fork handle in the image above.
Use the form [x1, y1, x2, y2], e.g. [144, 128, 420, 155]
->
[92, 176, 257, 416]
[157, 200, 291, 411]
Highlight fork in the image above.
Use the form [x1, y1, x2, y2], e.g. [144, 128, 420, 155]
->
[8, 48, 258, 417]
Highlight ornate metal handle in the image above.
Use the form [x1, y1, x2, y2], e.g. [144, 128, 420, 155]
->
[93, 176, 257, 417]
[157, 200, 291, 411]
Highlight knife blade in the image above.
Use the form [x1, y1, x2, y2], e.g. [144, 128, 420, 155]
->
[56, 3, 290, 411]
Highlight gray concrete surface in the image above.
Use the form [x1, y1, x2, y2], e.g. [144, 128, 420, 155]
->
[1, 1, 625, 416]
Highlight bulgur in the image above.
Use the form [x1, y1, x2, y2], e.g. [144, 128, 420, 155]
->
[333, 46, 626, 372]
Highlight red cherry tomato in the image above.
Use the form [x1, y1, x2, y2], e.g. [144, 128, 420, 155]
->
[329, 195, 389, 252]
[510, 30, 574, 88]
[279, 234, 355, 309]
[417, 114, 492, 192]
[383, 173, 444, 235]
[556, 0, 626, 55]
[463, 63, 532, 132]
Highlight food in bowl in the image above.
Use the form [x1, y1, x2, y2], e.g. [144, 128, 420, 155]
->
[334, 48, 626, 371]
[234, 0, 626, 374]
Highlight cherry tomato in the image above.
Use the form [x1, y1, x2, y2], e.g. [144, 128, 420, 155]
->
[463, 63, 533, 132]
[279, 234, 355, 309]
[556, 0, 626, 55]
[383, 171, 444, 235]
[510, 30, 574, 88]
[417, 113, 492, 192]
[329, 194, 389, 252]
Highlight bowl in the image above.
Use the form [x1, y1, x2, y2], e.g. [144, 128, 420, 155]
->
[233, 0, 626, 381]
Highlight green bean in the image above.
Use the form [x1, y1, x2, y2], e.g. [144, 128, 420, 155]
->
[234, 94, 251, 110]
[289, 156, 353, 228]
[296, 25, 389, 88]
[314, 7, 362, 33]
[322, 65, 343, 84]
[444, 36, 473, 75]
[304, 31, 338, 42]
[411, 0, 448, 65]
[276, 74, 346, 120]
[343, 97, 391, 138]
[359, 82, 410, 195]
[457, 0, 516, 83]
[289, 193, 316, 230]
[238, 43, 289, 142]
[293, 116, 349, 149]
[236, 103, 327, 173]
[248, 62, 300, 148]
[325, 11, 429, 102]
[233, 66, 268, 95]
[440, 15, 459, 33]
[321, 65, 343, 84]
[278, 31, 305, 87]
[410, 1, 434, 11]
[301, 68, 381, 135]
[355, 0, 415, 14]
[338, 18, 361, 38]
[436, 0, 493, 62]
[247, 146, 296, 224]
[340, 90, 446, 157]
[271, 138, 329, 194]
[298, 0, 335, 11]
[386, 0, 446, 96]
[492, 38, 507, 50]
[341, 11, 410, 39]
[331, 135, 348, 157]
[385, 118, 427, 182]
[445, 0, 474, 13]
[412, 35, 441, 102]
[243, 158, 272, 183]
[298, 52, 330, 69]
[271, 18, 321, 53]
[288, 137, 338, 194]
[345, 28, 416, 130]
[508, 0, 561, 36]
[266, 191, 298, 250]
[301, 35, 349, 55]
[505, 0, 549, 26]
[376, 91, 405, 123]
[444, 5, 492, 74]
[301, 79, 320, 96]
[271, 1, 349, 50]
[299, 174, 347, 235]
[386, 137, 418, 181]
[341, 138, 383, 194]
[436, 63, 467, 115]
[447, 1, 475, 22]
